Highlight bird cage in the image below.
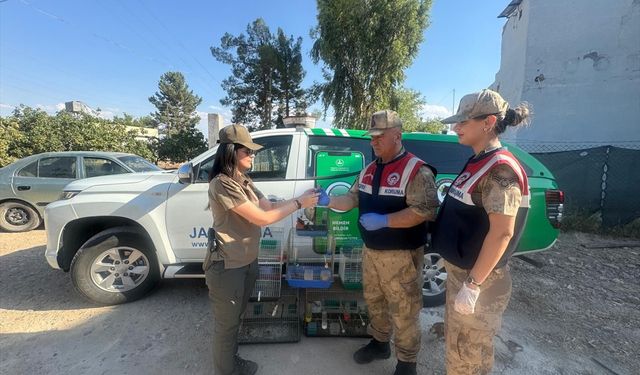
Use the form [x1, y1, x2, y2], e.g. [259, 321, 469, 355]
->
[303, 282, 371, 338]
[285, 228, 335, 289]
[239, 286, 300, 344]
[337, 240, 364, 290]
[258, 226, 286, 261]
[251, 262, 282, 301]
[251, 226, 286, 301]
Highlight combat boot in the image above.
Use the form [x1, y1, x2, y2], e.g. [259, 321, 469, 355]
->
[353, 338, 391, 364]
[231, 355, 258, 375]
[394, 360, 417, 375]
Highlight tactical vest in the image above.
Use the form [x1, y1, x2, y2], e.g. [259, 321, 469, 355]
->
[432, 148, 530, 269]
[357, 151, 433, 250]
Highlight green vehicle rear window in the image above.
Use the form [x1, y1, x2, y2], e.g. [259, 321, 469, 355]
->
[403, 140, 474, 175]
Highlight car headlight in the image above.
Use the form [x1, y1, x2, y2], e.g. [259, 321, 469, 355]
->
[61, 191, 81, 200]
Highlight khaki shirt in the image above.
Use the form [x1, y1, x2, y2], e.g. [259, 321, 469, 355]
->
[208, 173, 265, 269]
[471, 164, 523, 216]
[345, 165, 439, 221]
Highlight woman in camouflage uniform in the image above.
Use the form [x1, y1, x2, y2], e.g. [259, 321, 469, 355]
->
[432, 90, 532, 375]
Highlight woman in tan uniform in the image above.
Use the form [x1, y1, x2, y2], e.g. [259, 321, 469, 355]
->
[205, 124, 318, 375]
[432, 90, 532, 375]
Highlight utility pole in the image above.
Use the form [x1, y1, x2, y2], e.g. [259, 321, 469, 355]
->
[452, 89, 456, 115]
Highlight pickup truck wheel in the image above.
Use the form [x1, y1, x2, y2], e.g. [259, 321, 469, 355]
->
[70, 229, 160, 305]
[0, 201, 41, 232]
[422, 252, 447, 307]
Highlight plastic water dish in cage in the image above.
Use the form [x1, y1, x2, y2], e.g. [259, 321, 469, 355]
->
[320, 266, 332, 281]
[304, 267, 314, 280]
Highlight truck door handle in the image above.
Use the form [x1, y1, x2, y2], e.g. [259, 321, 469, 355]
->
[17, 186, 31, 191]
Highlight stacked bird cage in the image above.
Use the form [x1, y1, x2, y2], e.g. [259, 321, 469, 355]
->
[239, 286, 300, 344]
[303, 282, 371, 338]
[251, 227, 286, 301]
[285, 228, 335, 289]
[337, 240, 364, 290]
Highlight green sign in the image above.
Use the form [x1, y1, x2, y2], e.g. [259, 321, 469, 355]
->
[314, 151, 364, 253]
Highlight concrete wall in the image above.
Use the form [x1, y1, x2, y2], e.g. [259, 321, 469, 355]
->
[208, 114, 223, 149]
[492, 0, 640, 149]
[125, 126, 158, 142]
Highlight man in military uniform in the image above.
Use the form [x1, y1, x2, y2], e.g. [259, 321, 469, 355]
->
[327, 110, 439, 375]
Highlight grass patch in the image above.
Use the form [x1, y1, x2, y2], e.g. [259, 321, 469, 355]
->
[561, 210, 640, 239]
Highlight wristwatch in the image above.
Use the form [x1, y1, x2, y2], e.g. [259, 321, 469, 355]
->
[294, 199, 302, 209]
[465, 275, 482, 287]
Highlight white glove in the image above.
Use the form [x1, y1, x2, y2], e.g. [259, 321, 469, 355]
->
[454, 282, 481, 315]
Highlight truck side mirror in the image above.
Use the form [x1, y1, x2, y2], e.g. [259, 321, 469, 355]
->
[177, 162, 195, 184]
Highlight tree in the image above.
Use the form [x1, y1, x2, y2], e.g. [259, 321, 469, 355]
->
[156, 127, 208, 163]
[274, 29, 308, 118]
[389, 87, 446, 134]
[311, 0, 431, 129]
[0, 116, 23, 167]
[0, 105, 155, 168]
[390, 87, 425, 132]
[421, 118, 446, 134]
[149, 72, 207, 162]
[113, 113, 157, 128]
[149, 72, 203, 134]
[211, 19, 310, 130]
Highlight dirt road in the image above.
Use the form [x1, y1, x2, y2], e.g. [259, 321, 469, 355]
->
[1, 230, 638, 374]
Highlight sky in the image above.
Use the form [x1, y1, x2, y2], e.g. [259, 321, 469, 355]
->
[0, 0, 510, 135]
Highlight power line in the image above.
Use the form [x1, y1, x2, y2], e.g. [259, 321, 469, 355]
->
[136, 0, 221, 86]
[1, 68, 86, 100]
[115, 0, 214, 89]
[2, 45, 92, 82]
[89, 0, 218, 104]
[1, 48, 155, 116]
[1, 70, 153, 116]
[19, 0, 174, 70]
[91, 0, 178, 71]
[14, 0, 223, 117]
[1, 82, 68, 104]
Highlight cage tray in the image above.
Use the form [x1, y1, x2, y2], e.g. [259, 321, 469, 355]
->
[286, 265, 333, 288]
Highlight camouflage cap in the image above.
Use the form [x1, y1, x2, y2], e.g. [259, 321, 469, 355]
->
[441, 89, 509, 124]
[218, 124, 263, 150]
[368, 110, 403, 136]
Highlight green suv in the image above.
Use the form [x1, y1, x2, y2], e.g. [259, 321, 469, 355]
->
[303, 128, 563, 306]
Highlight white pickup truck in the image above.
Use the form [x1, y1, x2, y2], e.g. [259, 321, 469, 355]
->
[44, 127, 562, 306]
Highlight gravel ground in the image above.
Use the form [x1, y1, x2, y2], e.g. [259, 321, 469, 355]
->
[1, 230, 638, 375]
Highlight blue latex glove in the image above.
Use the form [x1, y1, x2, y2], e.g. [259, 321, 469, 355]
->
[359, 213, 389, 231]
[316, 188, 330, 207]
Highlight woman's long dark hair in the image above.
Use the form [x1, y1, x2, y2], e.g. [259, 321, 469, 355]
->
[208, 143, 241, 182]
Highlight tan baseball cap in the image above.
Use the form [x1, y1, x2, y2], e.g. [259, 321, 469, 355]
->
[441, 89, 509, 124]
[368, 110, 403, 136]
[218, 124, 263, 150]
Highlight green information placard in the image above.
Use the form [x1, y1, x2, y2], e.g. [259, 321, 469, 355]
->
[314, 151, 364, 253]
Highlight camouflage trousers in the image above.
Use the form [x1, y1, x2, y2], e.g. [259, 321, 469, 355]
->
[363, 247, 424, 362]
[444, 260, 512, 375]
